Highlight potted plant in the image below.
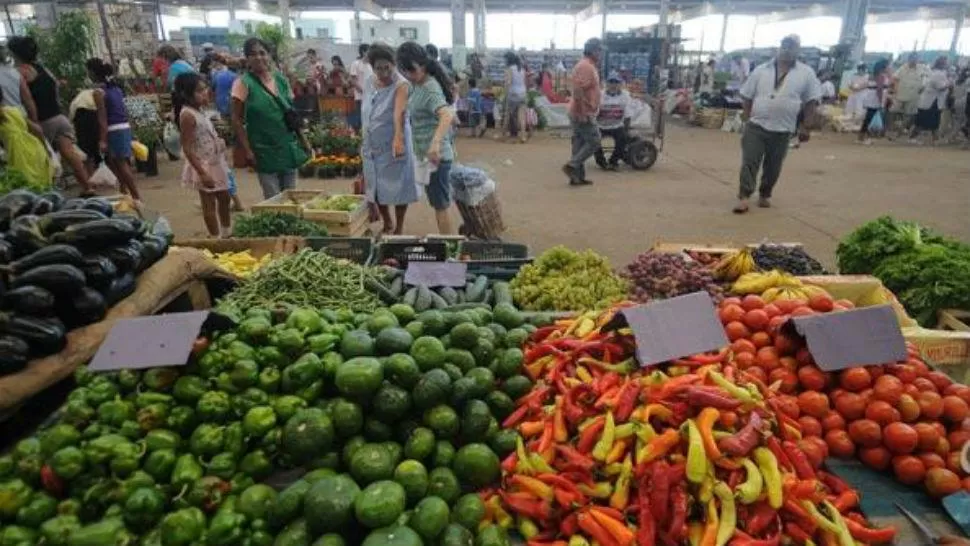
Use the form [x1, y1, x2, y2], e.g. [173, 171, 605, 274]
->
[342, 157, 361, 177]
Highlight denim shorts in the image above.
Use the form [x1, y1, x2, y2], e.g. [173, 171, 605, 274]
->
[256, 170, 297, 199]
[107, 128, 133, 160]
[426, 160, 452, 210]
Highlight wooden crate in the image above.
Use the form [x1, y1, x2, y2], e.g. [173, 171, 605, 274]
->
[251, 190, 326, 216]
[938, 309, 970, 332]
[303, 196, 369, 236]
[326, 212, 370, 237]
[173, 237, 301, 258]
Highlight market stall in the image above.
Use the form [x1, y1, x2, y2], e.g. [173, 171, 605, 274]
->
[0, 218, 968, 546]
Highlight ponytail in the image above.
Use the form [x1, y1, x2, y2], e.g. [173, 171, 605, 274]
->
[427, 61, 454, 104]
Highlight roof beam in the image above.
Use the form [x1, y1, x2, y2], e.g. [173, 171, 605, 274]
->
[574, 0, 602, 21]
[866, 5, 961, 23]
[354, 0, 388, 19]
[755, 3, 840, 24]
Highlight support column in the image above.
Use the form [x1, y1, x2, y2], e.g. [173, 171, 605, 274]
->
[202, 10, 210, 27]
[750, 21, 757, 48]
[838, 0, 869, 63]
[279, 0, 291, 38]
[657, 0, 670, 38]
[950, 6, 966, 59]
[156, 0, 166, 40]
[451, 0, 466, 48]
[601, 0, 608, 38]
[719, 12, 729, 52]
[50, 2, 58, 24]
[227, 0, 236, 26]
[353, 9, 361, 45]
[572, 17, 578, 49]
[94, 0, 114, 64]
[473, 0, 486, 52]
[4, 6, 14, 36]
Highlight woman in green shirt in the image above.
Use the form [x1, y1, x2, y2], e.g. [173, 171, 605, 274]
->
[230, 38, 309, 199]
[396, 41, 455, 235]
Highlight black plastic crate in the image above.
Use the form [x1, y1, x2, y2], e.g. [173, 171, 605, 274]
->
[306, 237, 374, 264]
[458, 241, 529, 261]
[374, 241, 448, 267]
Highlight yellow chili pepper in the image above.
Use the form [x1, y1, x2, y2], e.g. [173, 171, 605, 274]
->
[696, 407, 724, 462]
[614, 423, 637, 440]
[515, 436, 535, 475]
[735, 458, 764, 505]
[686, 420, 709, 484]
[667, 365, 691, 376]
[578, 481, 613, 499]
[563, 377, 583, 389]
[708, 370, 760, 405]
[605, 438, 630, 465]
[486, 496, 513, 529]
[603, 462, 625, 476]
[822, 500, 857, 546]
[753, 447, 783, 509]
[576, 366, 594, 383]
[569, 536, 590, 546]
[712, 482, 736, 546]
[518, 517, 539, 539]
[635, 421, 658, 443]
[528, 453, 556, 473]
[688, 522, 705, 546]
[511, 475, 554, 501]
[609, 455, 633, 511]
[698, 472, 715, 503]
[591, 411, 616, 461]
[700, 499, 719, 546]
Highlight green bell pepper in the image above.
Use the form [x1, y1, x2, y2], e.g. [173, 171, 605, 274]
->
[0, 479, 31, 519]
[215, 331, 239, 348]
[119, 421, 143, 440]
[307, 333, 339, 355]
[57, 499, 81, 516]
[40, 424, 82, 456]
[165, 406, 198, 436]
[39, 514, 81, 546]
[12, 438, 40, 459]
[159, 507, 206, 545]
[295, 380, 323, 403]
[184, 476, 231, 512]
[74, 366, 95, 386]
[257, 367, 281, 394]
[171, 454, 204, 488]
[67, 517, 129, 546]
[242, 406, 277, 437]
[197, 391, 231, 422]
[143, 449, 177, 482]
[172, 376, 207, 404]
[286, 308, 325, 335]
[0, 455, 12, 480]
[138, 528, 163, 546]
[281, 353, 323, 393]
[274, 518, 309, 546]
[222, 422, 245, 457]
[239, 316, 272, 342]
[82, 434, 127, 464]
[230, 473, 255, 493]
[144, 429, 181, 452]
[207, 453, 237, 480]
[60, 401, 95, 429]
[197, 350, 228, 379]
[15, 491, 56, 527]
[272, 395, 307, 422]
[123, 487, 166, 532]
[80, 423, 111, 441]
[246, 530, 274, 546]
[50, 447, 86, 480]
[142, 368, 179, 391]
[135, 392, 174, 409]
[84, 379, 119, 407]
[238, 450, 272, 480]
[245, 307, 272, 322]
[230, 360, 259, 391]
[117, 369, 141, 392]
[206, 508, 247, 545]
[0, 525, 37, 545]
[272, 328, 305, 355]
[321, 352, 343, 383]
[137, 404, 170, 432]
[189, 424, 225, 457]
[233, 388, 270, 417]
[121, 471, 156, 498]
[227, 340, 256, 361]
[256, 346, 288, 369]
[260, 428, 282, 454]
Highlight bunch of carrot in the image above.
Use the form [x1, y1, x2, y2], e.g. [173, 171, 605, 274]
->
[484, 307, 897, 546]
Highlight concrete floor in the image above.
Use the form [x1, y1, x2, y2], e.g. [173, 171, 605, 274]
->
[143, 123, 970, 270]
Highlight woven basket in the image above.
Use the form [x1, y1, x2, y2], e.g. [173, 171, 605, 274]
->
[457, 193, 506, 240]
[692, 107, 726, 129]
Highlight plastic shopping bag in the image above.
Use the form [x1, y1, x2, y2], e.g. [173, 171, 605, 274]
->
[89, 164, 118, 189]
[413, 159, 433, 186]
[131, 141, 149, 162]
[163, 121, 182, 159]
[868, 110, 884, 134]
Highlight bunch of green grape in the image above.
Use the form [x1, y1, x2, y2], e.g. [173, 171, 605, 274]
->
[511, 245, 629, 311]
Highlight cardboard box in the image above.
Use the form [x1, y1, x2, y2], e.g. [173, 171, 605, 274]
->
[903, 326, 970, 379]
[798, 275, 917, 328]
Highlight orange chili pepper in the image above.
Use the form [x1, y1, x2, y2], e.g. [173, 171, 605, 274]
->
[588, 506, 636, 546]
[520, 420, 546, 438]
[696, 407, 724, 461]
[510, 475, 555, 501]
[553, 397, 568, 443]
[637, 429, 681, 466]
[605, 438, 631, 465]
[699, 499, 719, 546]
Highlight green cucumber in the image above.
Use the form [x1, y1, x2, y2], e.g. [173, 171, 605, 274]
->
[492, 282, 512, 306]
[403, 287, 418, 307]
[430, 292, 449, 310]
[466, 276, 488, 302]
[389, 276, 405, 298]
[438, 286, 458, 305]
[415, 285, 433, 312]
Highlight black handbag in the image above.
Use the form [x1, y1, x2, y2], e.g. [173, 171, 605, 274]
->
[250, 72, 302, 133]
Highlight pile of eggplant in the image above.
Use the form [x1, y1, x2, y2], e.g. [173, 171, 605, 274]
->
[0, 190, 169, 373]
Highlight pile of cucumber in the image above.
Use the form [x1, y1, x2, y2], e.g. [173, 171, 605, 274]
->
[368, 269, 514, 311]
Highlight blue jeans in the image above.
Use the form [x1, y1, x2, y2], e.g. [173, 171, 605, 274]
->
[256, 170, 297, 199]
[426, 160, 453, 210]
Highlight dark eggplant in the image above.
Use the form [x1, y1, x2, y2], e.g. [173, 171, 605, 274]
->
[60, 198, 87, 211]
[0, 240, 11, 265]
[0, 335, 29, 373]
[141, 235, 169, 266]
[82, 197, 114, 217]
[1, 285, 56, 316]
[4, 244, 84, 275]
[127, 239, 146, 273]
[6, 215, 48, 254]
[0, 190, 37, 230]
[103, 245, 141, 274]
[50, 218, 137, 248]
[0, 314, 66, 356]
[31, 198, 54, 216]
[117, 215, 145, 234]
[10, 264, 86, 295]
[103, 272, 136, 306]
[39, 209, 108, 235]
[80, 254, 117, 291]
[39, 191, 65, 211]
[61, 287, 106, 328]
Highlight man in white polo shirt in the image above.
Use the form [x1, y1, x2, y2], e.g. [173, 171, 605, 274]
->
[734, 35, 821, 213]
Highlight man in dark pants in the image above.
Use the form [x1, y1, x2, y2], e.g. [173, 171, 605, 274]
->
[594, 71, 633, 170]
[562, 38, 603, 186]
[734, 35, 821, 213]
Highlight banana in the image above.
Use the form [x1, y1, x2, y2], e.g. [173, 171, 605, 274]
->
[714, 248, 759, 281]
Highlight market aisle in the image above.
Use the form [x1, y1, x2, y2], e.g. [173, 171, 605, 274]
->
[145, 123, 970, 269]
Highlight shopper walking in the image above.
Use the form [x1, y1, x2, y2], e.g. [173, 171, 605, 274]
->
[230, 37, 309, 199]
[360, 43, 417, 235]
[890, 53, 926, 137]
[396, 41, 455, 235]
[158, 45, 196, 92]
[562, 38, 603, 186]
[499, 51, 529, 142]
[7, 36, 92, 194]
[87, 58, 140, 202]
[0, 86, 53, 190]
[857, 58, 890, 145]
[349, 44, 372, 131]
[733, 35, 820, 213]
[910, 57, 951, 145]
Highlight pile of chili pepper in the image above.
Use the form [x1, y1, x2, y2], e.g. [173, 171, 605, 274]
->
[483, 307, 897, 546]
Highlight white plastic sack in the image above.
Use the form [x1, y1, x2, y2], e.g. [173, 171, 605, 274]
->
[413, 159, 433, 186]
[44, 141, 63, 178]
[453, 176, 495, 207]
[89, 164, 118, 189]
[163, 121, 182, 159]
[868, 110, 884, 134]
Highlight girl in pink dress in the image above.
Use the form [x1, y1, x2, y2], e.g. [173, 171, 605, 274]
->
[173, 72, 231, 237]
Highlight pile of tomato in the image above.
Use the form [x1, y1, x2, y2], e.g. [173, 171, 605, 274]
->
[717, 290, 970, 499]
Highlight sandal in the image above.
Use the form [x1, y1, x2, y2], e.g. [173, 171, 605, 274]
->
[732, 204, 749, 214]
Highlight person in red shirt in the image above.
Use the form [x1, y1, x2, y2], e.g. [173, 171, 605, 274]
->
[151, 54, 170, 91]
[563, 38, 602, 186]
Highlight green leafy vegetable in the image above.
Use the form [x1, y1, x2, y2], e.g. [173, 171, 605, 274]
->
[873, 244, 970, 326]
[836, 216, 933, 274]
[232, 212, 328, 238]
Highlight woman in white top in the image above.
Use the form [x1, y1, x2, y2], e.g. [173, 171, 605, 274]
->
[911, 56, 952, 144]
[846, 63, 869, 119]
[499, 51, 529, 143]
[857, 59, 890, 144]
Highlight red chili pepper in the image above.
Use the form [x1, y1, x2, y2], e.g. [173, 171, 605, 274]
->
[718, 413, 765, 457]
[596, 372, 622, 395]
[530, 325, 558, 343]
[536, 420, 555, 454]
[741, 370, 771, 398]
[745, 501, 776, 536]
[687, 347, 729, 365]
[843, 518, 897, 543]
[576, 416, 606, 454]
[565, 384, 596, 423]
[667, 483, 688, 542]
[653, 374, 701, 400]
[782, 499, 817, 533]
[817, 470, 851, 494]
[560, 512, 580, 536]
[546, 357, 569, 383]
[555, 445, 596, 472]
[685, 386, 743, 410]
[782, 441, 817, 480]
[730, 527, 782, 546]
[40, 464, 64, 497]
[577, 512, 620, 546]
[559, 471, 596, 487]
[637, 495, 656, 546]
[727, 468, 744, 489]
[501, 452, 517, 472]
[783, 522, 814, 545]
[525, 344, 565, 364]
[517, 385, 554, 407]
[499, 491, 553, 521]
[649, 461, 671, 529]
[831, 490, 860, 513]
[765, 437, 794, 472]
[590, 506, 626, 521]
[613, 381, 641, 422]
[502, 404, 534, 429]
